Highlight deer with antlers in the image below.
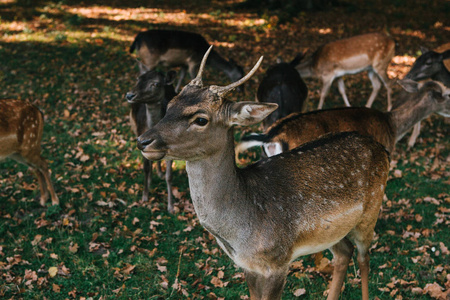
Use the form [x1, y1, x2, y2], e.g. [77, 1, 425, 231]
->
[0, 99, 59, 206]
[136, 47, 390, 300]
[295, 32, 395, 110]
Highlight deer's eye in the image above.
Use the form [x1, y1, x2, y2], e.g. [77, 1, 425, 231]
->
[194, 117, 208, 126]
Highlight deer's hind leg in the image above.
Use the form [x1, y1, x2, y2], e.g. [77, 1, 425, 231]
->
[327, 238, 354, 300]
[348, 216, 379, 300]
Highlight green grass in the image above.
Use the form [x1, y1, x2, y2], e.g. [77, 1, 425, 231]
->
[1, 0, 449, 299]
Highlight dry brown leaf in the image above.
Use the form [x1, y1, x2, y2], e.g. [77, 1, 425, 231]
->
[211, 276, 224, 288]
[156, 263, 167, 273]
[69, 243, 79, 253]
[31, 235, 42, 246]
[394, 169, 402, 178]
[424, 283, 448, 300]
[439, 242, 449, 255]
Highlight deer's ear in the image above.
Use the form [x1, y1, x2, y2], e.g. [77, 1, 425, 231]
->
[137, 60, 150, 75]
[419, 46, 429, 55]
[228, 102, 278, 126]
[165, 70, 177, 86]
[398, 79, 419, 93]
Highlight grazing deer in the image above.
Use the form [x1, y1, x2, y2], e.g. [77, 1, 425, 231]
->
[402, 46, 450, 147]
[126, 64, 177, 213]
[257, 55, 308, 130]
[0, 99, 59, 206]
[295, 33, 395, 110]
[237, 79, 450, 157]
[130, 29, 244, 92]
[136, 47, 390, 300]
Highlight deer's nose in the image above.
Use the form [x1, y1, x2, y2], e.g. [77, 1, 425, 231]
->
[126, 92, 136, 101]
[137, 137, 153, 150]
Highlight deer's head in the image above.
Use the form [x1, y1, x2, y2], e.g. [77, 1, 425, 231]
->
[398, 78, 450, 117]
[137, 46, 277, 161]
[126, 62, 176, 104]
[405, 48, 450, 81]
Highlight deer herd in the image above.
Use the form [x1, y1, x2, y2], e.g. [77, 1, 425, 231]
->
[1, 29, 449, 299]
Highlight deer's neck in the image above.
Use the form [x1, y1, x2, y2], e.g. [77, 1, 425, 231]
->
[186, 131, 240, 218]
[144, 103, 162, 129]
[390, 96, 436, 142]
[185, 130, 253, 254]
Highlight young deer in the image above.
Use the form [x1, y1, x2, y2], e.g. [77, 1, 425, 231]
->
[0, 99, 59, 206]
[295, 32, 395, 110]
[137, 47, 390, 300]
[237, 79, 450, 157]
[257, 54, 308, 130]
[402, 46, 450, 147]
[126, 64, 177, 213]
[130, 29, 244, 92]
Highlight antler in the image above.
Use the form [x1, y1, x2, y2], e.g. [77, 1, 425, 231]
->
[210, 56, 263, 98]
[189, 45, 213, 88]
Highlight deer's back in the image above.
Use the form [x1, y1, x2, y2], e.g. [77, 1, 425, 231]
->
[233, 132, 390, 272]
[267, 107, 396, 153]
[0, 99, 43, 159]
[133, 30, 210, 66]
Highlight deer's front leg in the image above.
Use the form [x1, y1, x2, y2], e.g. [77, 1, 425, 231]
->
[244, 269, 287, 300]
[407, 122, 421, 148]
[142, 158, 152, 202]
[318, 76, 334, 109]
[165, 159, 174, 214]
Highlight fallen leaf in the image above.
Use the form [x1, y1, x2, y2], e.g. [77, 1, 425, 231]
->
[69, 243, 79, 253]
[424, 283, 448, 300]
[211, 276, 224, 287]
[48, 267, 58, 277]
[439, 242, 449, 255]
[31, 235, 42, 246]
[156, 263, 167, 273]
[293, 288, 306, 296]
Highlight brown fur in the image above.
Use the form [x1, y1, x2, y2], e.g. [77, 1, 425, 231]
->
[238, 79, 450, 158]
[296, 32, 395, 110]
[267, 107, 395, 153]
[0, 99, 59, 206]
